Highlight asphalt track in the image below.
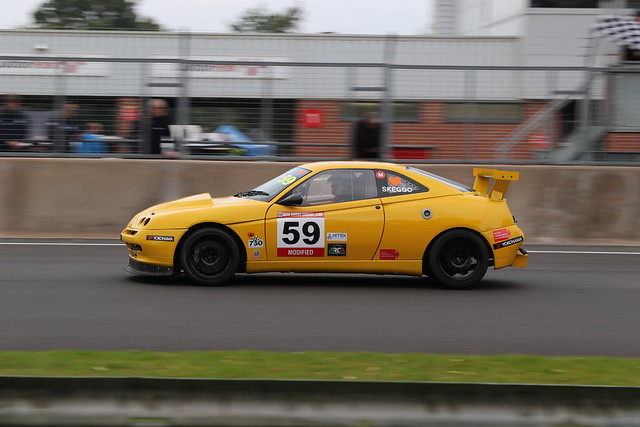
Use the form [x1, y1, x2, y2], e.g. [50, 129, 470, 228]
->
[1, 240, 639, 357]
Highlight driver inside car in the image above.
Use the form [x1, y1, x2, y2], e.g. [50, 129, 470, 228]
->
[328, 171, 353, 203]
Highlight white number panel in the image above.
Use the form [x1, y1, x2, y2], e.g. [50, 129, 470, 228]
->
[276, 212, 325, 257]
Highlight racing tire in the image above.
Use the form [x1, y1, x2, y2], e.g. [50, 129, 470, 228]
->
[180, 228, 240, 286]
[426, 230, 489, 290]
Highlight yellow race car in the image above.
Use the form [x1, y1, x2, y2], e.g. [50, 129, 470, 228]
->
[121, 161, 527, 289]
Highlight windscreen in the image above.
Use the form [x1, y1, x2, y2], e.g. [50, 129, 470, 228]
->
[242, 167, 312, 201]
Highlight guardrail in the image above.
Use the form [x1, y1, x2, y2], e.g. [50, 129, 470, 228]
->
[2, 376, 640, 426]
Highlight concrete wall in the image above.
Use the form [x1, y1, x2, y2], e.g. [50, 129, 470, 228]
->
[1, 158, 639, 245]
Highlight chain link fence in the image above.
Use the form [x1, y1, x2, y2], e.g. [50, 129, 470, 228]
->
[0, 48, 636, 164]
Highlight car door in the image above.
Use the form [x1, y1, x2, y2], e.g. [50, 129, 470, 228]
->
[265, 169, 384, 261]
[373, 168, 434, 260]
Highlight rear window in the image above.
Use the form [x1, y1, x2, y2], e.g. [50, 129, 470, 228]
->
[407, 167, 473, 193]
[375, 170, 427, 197]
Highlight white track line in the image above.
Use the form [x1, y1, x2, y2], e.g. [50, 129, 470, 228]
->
[527, 250, 640, 255]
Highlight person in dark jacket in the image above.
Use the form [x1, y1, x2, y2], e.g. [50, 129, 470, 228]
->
[127, 99, 176, 156]
[46, 103, 82, 152]
[0, 94, 27, 150]
[352, 112, 382, 160]
[146, 98, 171, 155]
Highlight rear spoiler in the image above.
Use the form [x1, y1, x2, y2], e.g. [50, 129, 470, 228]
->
[472, 168, 519, 201]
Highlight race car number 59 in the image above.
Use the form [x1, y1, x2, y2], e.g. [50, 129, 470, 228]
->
[277, 212, 325, 257]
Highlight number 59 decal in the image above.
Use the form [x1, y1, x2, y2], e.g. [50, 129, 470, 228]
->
[277, 212, 325, 257]
[277, 174, 298, 186]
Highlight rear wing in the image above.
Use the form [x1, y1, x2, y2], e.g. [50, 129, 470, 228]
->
[472, 169, 519, 201]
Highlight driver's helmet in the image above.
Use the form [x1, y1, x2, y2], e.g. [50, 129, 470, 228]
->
[327, 170, 352, 202]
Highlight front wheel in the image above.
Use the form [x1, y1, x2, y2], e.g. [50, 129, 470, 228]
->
[426, 230, 489, 289]
[180, 228, 240, 286]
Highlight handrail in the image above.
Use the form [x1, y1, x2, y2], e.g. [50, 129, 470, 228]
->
[494, 90, 583, 154]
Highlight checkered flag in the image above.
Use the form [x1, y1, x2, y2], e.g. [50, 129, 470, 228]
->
[593, 15, 640, 50]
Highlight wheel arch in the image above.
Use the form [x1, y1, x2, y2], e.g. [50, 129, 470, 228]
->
[173, 222, 247, 274]
[422, 227, 494, 275]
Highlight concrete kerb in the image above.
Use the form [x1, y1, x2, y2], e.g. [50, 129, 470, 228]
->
[2, 376, 640, 426]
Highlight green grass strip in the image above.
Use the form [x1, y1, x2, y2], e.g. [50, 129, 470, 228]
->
[1, 351, 639, 386]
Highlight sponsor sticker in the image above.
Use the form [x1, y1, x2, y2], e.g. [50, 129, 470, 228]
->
[248, 236, 264, 248]
[328, 243, 347, 257]
[327, 232, 348, 242]
[381, 186, 414, 194]
[380, 249, 399, 260]
[146, 235, 174, 242]
[252, 249, 261, 259]
[493, 228, 512, 242]
[278, 211, 324, 218]
[493, 236, 523, 249]
[375, 171, 387, 179]
[388, 176, 402, 186]
[279, 249, 323, 257]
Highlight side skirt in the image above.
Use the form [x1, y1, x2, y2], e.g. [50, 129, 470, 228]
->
[246, 260, 423, 276]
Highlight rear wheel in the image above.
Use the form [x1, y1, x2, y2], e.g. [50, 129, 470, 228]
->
[426, 230, 489, 289]
[180, 228, 240, 286]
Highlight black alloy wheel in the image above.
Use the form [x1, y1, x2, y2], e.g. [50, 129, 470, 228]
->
[180, 228, 240, 286]
[426, 229, 489, 289]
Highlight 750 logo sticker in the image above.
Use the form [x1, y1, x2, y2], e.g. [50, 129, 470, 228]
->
[248, 236, 264, 248]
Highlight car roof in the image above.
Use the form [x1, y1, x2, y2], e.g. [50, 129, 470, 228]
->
[299, 161, 408, 173]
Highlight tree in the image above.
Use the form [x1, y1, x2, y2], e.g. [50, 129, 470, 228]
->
[229, 5, 303, 33]
[33, 0, 162, 31]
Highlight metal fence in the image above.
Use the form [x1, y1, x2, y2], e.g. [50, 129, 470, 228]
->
[0, 53, 637, 164]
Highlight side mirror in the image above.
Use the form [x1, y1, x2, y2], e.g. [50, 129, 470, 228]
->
[278, 193, 303, 206]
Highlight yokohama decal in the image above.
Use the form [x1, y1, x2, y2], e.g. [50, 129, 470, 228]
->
[493, 236, 523, 249]
[146, 235, 174, 242]
[277, 212, 325, 257]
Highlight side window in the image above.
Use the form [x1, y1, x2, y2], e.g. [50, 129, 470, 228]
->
[289, 169, 378, 206]
[375, 170, 428, 197]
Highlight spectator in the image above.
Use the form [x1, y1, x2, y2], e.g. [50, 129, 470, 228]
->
[22, 110, 56, 151]
[143, 98, 172, 155]
[76, 122, 107, 154]
[0, 94, 28, 150]
[115, 120, 137, 153]
[352, 112, 383, 160]
[48, 103, 83, 152]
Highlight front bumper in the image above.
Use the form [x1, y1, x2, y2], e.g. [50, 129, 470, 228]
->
[121, 228, 186, 268]
[124, 258, 174, 276]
